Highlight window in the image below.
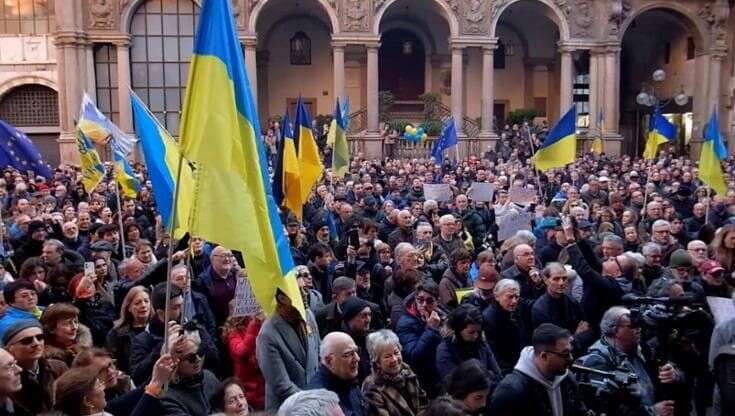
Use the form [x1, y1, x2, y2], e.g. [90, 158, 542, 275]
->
[94, 44, 119, 124]
[0, 84, 58, 127]
[0, 0, 53, 34]
[130, 0, 200, 136]
[494, 40, 506, 69]
[686, 37, 695, 60]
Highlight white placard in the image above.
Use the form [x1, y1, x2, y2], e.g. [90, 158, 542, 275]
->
[232, 277, 262, 317]
[497, 211, 535, 241]
[467, 182, 495, 202]
[508, 186, 536, 205]
[423, 183, 453, 202]
[707, 296, 735, 326]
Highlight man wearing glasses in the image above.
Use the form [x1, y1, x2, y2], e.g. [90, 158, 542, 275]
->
[0, 348, 22, 414]
[0, 281, 43, 341]
[200, 246, 240, 327]
[489, 323, 586, 416]
[1, 320, 66, 414]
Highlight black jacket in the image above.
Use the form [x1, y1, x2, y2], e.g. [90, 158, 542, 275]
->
[75, 294, 117, 346]
[489, 368, 587, 416]
[482, 304, 528, 371]
[307, 365, 367, 416]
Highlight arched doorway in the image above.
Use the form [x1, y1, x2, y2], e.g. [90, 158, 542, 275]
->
[0, 84, 60, 165]
[619, 7, 704, 155]
[494, 0, 565, 124]
[379, 29, 425, 101]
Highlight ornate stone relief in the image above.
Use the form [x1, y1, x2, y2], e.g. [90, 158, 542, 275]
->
[490, 0, 510, 21]
[88, 0, 115, 30]
[554, 0, 594, 38]
[461, 0, 488, 35]
[248, 0, 260, 13]
[232, 0, 245, 28]
[608, 0, 632, 37]
[343, 0, 368, 32]
[698, 0, 730, 42]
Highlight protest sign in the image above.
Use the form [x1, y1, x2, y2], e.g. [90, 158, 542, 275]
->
[707, 296, 735, 326]
[467, 182, 495, 202]
[423, 183, 453, 202]
[508, 186, 536, 205]
[497, 211, 534, 241]
[232, 277, 262, 317]
[455, 288, 473, 301]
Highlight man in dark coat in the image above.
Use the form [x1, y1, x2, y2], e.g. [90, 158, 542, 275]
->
[316, 277, 357, 338]
[489, 324, 587, 416]
[307, 332, 367, 416]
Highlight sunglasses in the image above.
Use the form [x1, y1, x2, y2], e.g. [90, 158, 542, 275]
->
[182, 350, 204, 364]
[13, 334, 44, 346]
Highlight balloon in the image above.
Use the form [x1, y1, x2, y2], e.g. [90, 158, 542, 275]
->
[422, 133, 428, 140]
[404, 125, 411, 132]
[416, 127, 425, 135]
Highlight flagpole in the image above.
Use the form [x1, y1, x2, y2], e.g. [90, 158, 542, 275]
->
[110, 143, 127, 258]
[525, 132, 546, 204]
[705, 186, 711, 223]
[162, 151, 185, 355]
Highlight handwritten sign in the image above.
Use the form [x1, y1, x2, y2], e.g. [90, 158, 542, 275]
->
[497, 211, 535, 241]
[508, 186, 536, 205]
[232, 277, 262, 317]
[707, 296, 735, 326]
[467, 182, 495, 202]
[423, 183, 453, 202]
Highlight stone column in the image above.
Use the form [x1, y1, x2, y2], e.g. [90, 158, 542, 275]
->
[480, 44, 495, 137]
[559, 44, 574, 113]
[116, 40, 133, 134]
[243, 38, 258, 105]
[424, 54, 432, 93]
[588, 50, 600, 132]
[709, 48, 727, 116]
[451, 45, 464, 133]
[332, 42, 346, 102]
[366, 43, 380, 133]
[603, 48, 621, 135]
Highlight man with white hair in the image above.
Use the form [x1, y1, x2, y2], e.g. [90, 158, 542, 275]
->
[278, 389, 344, 416]
[307, 332, 366, 416]
[651, 220, 682, 264]
[433, 214, 462, 256]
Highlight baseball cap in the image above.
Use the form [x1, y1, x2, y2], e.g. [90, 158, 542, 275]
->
[699, 260, 724, 275]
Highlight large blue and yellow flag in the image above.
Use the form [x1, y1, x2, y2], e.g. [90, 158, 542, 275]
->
[642, 109, 676, 159]
[330, 98, 350, 178]
[130, 91, 193, 238]
[78, 93, 135, 155]
[75, 128, 106, 192]
[699, 108, 728, 195]
[532, 105, 577, 171]
[178, 0, 303, 317]
[294, 96, 324, 202]
[273, 111, 302, 218]
[0, 119, 52, 178]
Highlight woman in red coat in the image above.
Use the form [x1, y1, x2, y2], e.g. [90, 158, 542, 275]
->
[223, 314, 266, 410]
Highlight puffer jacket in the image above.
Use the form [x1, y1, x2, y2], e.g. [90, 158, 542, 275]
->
[395, 294, 442, 396]
[226, 317, 266, 410]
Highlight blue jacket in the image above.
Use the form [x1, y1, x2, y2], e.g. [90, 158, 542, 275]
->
[0, 306, 42, 340]
[436, 337, 502, 384]
[395, 296, 442, 395]
[307, 365, 366, 416]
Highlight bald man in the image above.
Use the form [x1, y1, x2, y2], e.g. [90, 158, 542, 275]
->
[200, 246, 240, 326]
[308, 332, 367, 416]
[501, 244, 544, 302]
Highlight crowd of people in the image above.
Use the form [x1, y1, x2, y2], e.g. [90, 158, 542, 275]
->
[0, 121, 735, 415]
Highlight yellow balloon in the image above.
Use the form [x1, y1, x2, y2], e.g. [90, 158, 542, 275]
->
[404, 125, 411, 132]
[422, 133, 428, 140]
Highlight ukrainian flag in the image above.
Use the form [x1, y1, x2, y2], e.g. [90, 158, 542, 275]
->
[532, 105, 577, 171]
[642, 109, 676, 159]
[178, 0, 303, 317]
[78, 93, 135, 155]
[294, 96, 324, 202]
[330, 98, 350, 178]
[112, 144, 140, 198]
[699, 108, 728, 196]
[130, 91, 193, 238]
[75, 128, 106, 192]
[273, 111, 302, 218]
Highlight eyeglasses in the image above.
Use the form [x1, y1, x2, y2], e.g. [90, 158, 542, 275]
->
[182, 351, 204, 364]
[339, 347, 360, 360]
[544, 350, 573, 359]
[212, 254, 234, 259]
[415, 296, 436, 305]
[11, 334, 44, 346]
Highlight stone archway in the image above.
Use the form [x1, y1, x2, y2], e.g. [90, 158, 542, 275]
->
[248, 0, 339, 34]
[490, 0, 571, 41]
[374, 0, 459, 38]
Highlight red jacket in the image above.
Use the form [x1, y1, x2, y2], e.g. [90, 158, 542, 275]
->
[226, 317, 265, 410]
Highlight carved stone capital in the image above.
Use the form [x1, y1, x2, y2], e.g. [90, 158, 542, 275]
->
[87, 0, 116, 30]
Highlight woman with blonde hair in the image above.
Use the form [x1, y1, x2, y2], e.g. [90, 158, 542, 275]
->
[106, 286, 152, 373]
[712, 224, 735, 274]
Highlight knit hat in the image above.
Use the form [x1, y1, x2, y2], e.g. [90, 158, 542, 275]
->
[669, 249, 693, 269]
[341, 296, 370, 324]
[27, 220, 46, 235]
[2, 319, 42, 346]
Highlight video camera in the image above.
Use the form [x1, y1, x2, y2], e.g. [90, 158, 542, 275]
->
[572, 364, 642, 416]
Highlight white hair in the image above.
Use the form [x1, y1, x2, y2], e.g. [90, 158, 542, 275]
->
[494, 278, 520, 296]
[278, 389, 341, 416]
[600, 306, 630, 337]
[366, 329, 401, 363]
[394, 242, 415, 262]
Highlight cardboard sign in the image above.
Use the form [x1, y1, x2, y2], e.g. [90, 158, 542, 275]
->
[467, 182, 495, 202]
[423, 183, 453, 202]
[707, 296, 735, 326]
[497, 211, 535, 241]
[455, 288, 473, 301]
[508, 186, 536, 205]
[232, 277, 262, 317]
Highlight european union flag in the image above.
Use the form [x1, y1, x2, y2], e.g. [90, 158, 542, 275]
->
[0, 119, 52, 178]
[431, 117, 458, 161]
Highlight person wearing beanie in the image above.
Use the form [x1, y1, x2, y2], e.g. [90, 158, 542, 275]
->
[0, 281, 43, 341]
[648, 249, 705, 300]
[340, 296, 372, 384]
[11, 220, 47, 268]
[2, 319, 67, 414]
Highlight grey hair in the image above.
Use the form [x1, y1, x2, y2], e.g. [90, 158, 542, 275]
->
[423, 200, 438, 213]
[394, 242, 415, 261]
[542, 262, 567, 279]
[277, 389, 341, 416]
[439, 214, 455, 225]
[515, 230, 537, 245]
[652, 219, 670, 230]
[43, 239, 64, 252]
[624, 252, 645, 268]
[494, 278, 520, 296]
[600, 306, 630, 337]
[366, 329, 401, 363]
[641, 242, 662, 256]
[602, 234, 624, 248]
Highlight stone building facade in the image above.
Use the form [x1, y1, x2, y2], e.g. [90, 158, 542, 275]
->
[1, 0, 734, 163]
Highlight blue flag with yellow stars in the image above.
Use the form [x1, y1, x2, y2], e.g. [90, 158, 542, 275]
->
[0, 119, 52, 178]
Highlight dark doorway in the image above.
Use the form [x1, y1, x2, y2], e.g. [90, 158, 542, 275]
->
[379, 29, 425, 100]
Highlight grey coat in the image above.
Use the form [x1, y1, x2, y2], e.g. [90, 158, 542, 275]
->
[256, 309, 321, 412]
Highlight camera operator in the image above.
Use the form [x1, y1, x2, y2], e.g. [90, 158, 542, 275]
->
[488, 323, 587, 416]
[576, 306, 683, 416]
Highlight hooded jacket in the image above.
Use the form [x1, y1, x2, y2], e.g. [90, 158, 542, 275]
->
[489, 346, 586, 416]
